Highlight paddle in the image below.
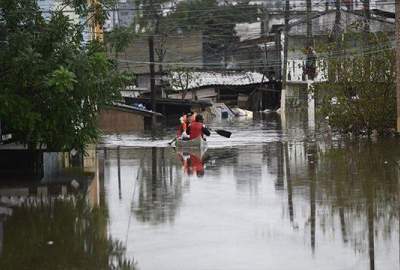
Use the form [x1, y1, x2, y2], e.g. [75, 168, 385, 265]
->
[169, 127, 231, 145]
[209, 128, 232, 138]
[168, 137, 177, 145]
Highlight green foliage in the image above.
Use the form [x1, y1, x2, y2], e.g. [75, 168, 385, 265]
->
[0, 0, 132, 151]
[314, 31, 395, 136]
[105, 26, 135, 56]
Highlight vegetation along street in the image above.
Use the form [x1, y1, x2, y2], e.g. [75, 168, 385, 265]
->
[0, 0, 399, 269]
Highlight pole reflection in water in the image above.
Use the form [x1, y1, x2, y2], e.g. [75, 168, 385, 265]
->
[131, 147, 184, 224]
[284, 142, 294, 223]
[307, 141, 317, 255]
[151, 147, 157, 202]
[368, 197, 375, 270]
[0, 190, 134, 269]
[117, 146, 122, 200]
[100, 117, 400, 270]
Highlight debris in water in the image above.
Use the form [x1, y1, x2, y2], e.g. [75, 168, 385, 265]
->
[70, 179, 80, 189]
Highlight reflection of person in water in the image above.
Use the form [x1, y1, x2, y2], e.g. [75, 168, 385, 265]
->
[177, 152, 205, 177]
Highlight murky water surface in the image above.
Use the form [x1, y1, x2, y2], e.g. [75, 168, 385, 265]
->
[1, 113, 400, 269]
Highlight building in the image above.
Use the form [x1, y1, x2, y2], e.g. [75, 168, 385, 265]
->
[167, 71, 280, 111]
[97, 103, 163, 133]
[103, 0, 136, 31]
[37, 0, 100, 42]
[270, 7, 395, 110]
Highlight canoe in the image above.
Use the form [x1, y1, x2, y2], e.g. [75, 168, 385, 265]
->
[174, 137, 207, 149]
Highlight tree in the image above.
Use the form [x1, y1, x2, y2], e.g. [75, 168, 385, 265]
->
[168, 68, 200, 100]
[315, 31, 395, 136]
[0, 0, 132, 151]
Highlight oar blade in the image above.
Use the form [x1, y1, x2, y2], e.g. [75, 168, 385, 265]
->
[215, 129, 231, 138]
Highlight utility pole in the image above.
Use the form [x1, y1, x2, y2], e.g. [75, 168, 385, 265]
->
[281, 0, 290, 113]
[363, 0, 370, 34]
[333, 0, 341, 39]
[362, 0, 370, 83]
[148, 0, 157, 128]
[149, 35, 156, 113]
[306, 0, 315, 130]
[306, 0, 312, 48]
[396, 1, 400, 132]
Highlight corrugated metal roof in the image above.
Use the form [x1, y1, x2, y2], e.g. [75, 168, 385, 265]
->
[169, 71, 267, 91]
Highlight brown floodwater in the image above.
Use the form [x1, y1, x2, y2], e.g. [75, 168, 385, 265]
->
[1, 113, 400, 270]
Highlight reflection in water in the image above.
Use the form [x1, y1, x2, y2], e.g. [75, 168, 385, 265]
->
[0, 196, 135, 270]
[127, 148, 184, 225]
[105, 138, 399, 269]
[0, 148, 135, 270]
[176, 149, 206, 177]
[308, 139, 400, 270]
[99, 115, 400, 270]
[284, 142, 294, 223]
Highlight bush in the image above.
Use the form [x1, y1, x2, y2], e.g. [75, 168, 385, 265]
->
[314, 31, 395, 136]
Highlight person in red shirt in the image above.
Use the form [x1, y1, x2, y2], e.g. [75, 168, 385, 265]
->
[177, 113, 193, 140]
[177, 114, 188, 137]
[187, 114, 210, 140]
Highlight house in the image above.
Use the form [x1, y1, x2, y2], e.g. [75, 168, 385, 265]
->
[123, 97, 212, 121]
[104, 0, 136, 31]
[97, 103, 163, 133]
[286, 8, 393, 79]
[266, 8, 395, 109]
[167, 71, 281, 111]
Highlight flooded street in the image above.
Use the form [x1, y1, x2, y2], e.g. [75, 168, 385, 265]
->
[100, 114, 400, 270]
[1, 114, 400, 269]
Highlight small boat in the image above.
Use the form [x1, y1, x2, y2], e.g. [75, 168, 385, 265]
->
[174, 137, 207, 149]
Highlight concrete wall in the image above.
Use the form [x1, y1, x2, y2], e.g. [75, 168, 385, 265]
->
[282, 82, 309, 110]
[98, 108, 145, 133]
[116, 32, 203, 73]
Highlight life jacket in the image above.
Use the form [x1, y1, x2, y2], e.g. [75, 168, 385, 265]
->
[189, 121, 204, 140]
[177, 122, 187, 136]
[177, 115, 188, 136]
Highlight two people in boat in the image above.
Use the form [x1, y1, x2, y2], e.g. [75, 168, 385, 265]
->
[177, 151, 205, 177]
[177, 112, 210, 141]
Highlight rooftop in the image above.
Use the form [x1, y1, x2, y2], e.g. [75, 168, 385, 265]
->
[169, 71, 268, 91]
